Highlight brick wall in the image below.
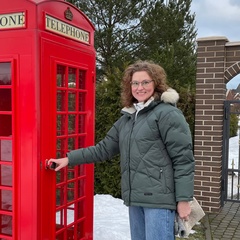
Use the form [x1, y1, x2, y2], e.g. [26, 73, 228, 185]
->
[195, 37, 240, 213]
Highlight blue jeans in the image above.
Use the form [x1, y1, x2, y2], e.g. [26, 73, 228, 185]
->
[129, 206, 175, 240]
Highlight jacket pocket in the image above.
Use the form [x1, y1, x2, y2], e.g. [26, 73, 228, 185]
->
[159, 166, 174, 193]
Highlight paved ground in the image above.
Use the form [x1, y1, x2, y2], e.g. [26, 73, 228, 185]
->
[203, 201, 240, 240]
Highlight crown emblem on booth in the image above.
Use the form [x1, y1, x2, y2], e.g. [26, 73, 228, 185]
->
[64, 7, 73, 21]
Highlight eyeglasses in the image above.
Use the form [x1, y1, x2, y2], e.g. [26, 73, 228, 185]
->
[130, 80, 153, 88]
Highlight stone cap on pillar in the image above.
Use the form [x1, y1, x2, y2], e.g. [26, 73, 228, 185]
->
[197, 36, 229, 42]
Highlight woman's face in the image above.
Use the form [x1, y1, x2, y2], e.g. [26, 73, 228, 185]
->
[131, 71, 154, 103]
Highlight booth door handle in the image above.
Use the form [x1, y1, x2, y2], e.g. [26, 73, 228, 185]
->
[45, 159, 57, 170]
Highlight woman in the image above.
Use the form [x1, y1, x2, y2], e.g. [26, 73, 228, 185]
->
[48, 60, 195, 240]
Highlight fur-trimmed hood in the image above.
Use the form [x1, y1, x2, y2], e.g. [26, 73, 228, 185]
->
[160, 88, 179, 104]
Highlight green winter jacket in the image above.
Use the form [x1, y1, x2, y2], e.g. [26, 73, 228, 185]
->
[67, 89, 195, 210]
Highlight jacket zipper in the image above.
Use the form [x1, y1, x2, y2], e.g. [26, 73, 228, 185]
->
[128, 119, 135, 205]
[159, 168, 167, 193]
[159, 168, 163, 178]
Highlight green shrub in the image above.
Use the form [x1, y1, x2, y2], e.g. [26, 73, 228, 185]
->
[230, 114, 239, 138]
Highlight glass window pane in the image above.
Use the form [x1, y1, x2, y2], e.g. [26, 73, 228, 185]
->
[57, 115, 66, 136]
[78, 114, 85, 134]
[68, 138, 75, 151]
[56, 169, 66, 184]
[1, 165, 12, 186]
[0, 62, 11, 85]
[77, 221, 84, 238]
[56, 186, 65, 207]
[67, 168, 75, 180]
[67, 226, 75, 239]
[0, 115, 12, 137]
[57, 65, 66, 87]
[76, 200, 85, 219]
[0, 89, 11, 111]
[56, 208, 65, 228]
[67, 182, 74, 202]
[0, 214, 12, 236]
[0, 140, 12, 162]
[57, 90, 66, 111]
[68, 68, 76, 88]
[78, 92, 86, 111]
[78, 136, 85, 149]
[1, 190, 12, 211]
[56, 231, 64, 240]
[57, 138, 66, 153]
[67, 205, 74, 225]
[77, 165, 85, 176]
[68, 114, 76, 134]
[78, 179, 85, 198]
[79, 70, 86, 89]
[68, 92, 76, 111]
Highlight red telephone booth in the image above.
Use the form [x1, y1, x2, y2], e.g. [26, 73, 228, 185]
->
[0, 0, 95, 239]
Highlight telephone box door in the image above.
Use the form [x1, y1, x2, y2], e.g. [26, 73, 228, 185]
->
[40, 39, 95, 240]
[0, 60, 15, 239]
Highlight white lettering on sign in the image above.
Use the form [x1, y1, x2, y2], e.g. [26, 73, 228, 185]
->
[0, 12, 25, 29]
[45, 14, 90, 44]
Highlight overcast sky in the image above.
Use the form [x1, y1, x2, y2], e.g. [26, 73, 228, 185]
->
[191, 0, 240, 42]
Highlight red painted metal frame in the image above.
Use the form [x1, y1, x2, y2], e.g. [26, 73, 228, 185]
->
[0, 59, 15, 239]
[0, 0, 95, 239]
[53, 64, 94, 239]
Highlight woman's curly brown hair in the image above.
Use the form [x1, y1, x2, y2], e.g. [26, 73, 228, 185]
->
[121, 60, 169, 107]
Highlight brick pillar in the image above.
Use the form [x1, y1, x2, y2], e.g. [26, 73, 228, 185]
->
[194, 36, 228, 213]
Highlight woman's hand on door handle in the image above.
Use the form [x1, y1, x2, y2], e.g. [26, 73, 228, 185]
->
[47, 157, 69, 171]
